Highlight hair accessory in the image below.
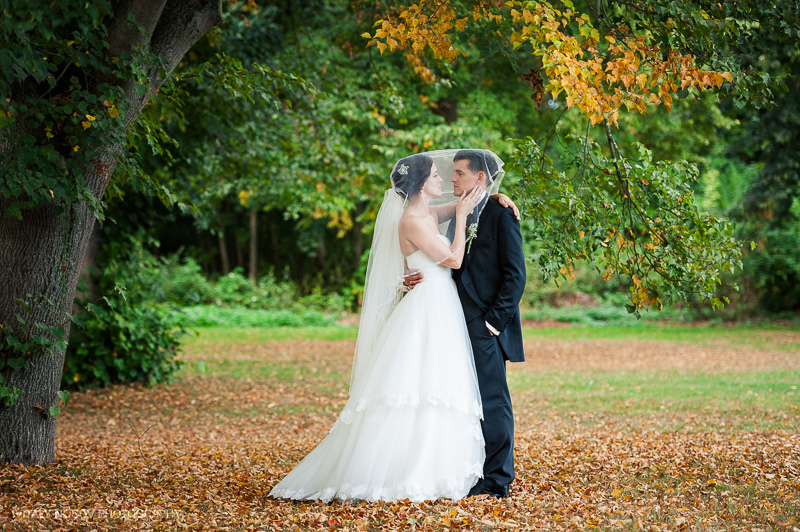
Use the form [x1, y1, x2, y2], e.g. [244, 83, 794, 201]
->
[397, 163, 409, 175]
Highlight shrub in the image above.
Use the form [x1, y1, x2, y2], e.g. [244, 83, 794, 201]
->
[744, 222, 800, 313]
[63, 232, 186, 390]
[149, 256, 215, 306]
[64, 296, 185, 390]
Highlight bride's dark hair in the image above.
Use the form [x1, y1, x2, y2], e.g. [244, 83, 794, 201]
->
[391, 154, 434, 199]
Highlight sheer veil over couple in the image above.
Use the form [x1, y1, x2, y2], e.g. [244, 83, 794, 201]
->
[270, 149, 527, 502]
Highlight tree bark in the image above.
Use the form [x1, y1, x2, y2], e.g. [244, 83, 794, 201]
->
[234, 231, 244, 270]
[0, 0, 222, 466]
[433, 97, 458, 124]
[0, 200, 97, 464]
[269, 218, 279, 268]
[218, 231, 231, 274]
[249, 209, 258, 285]
[74, 223, 102, 307]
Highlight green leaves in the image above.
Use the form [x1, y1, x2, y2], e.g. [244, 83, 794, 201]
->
[513, 128, 743, 315]
[0, 1, 166, 220]
[63, 233, 185, 391]
[6, 358, 26, 371]
[57, 390, 71, 407]
[0, 379, 21, 407]
[44, 392, 70, 419]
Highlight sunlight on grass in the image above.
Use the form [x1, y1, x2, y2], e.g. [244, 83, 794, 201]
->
[179, 324, 800, 433]
[184, 323, 800, 350]
[179, 357, 348, 384]
[509, 369, 800, 431]
[522, 323, 800, 351]
[183, 326, 358, 348]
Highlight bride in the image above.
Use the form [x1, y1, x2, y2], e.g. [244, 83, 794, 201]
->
[269, 151, 511, 502]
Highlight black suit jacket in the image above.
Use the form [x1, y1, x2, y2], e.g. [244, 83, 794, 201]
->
[451, 197, 526, 362]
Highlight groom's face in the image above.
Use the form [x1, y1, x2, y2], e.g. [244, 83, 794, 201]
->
[451, 159, 483, 197]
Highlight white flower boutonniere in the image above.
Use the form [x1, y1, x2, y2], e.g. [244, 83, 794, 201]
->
[466, 222, 479, 253]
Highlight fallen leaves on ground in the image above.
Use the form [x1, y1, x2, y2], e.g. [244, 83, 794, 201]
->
[2, 335, 799, 531]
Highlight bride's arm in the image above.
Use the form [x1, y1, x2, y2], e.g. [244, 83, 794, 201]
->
[429, 192, 521, 222]
[401, 188, 482, 269]
[429, 202, 457, 222]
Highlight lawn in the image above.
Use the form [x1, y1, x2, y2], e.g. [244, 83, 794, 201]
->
[2, 323, 799, 531]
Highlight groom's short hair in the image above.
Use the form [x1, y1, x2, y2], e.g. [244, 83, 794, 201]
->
[454, 150, 498, 185]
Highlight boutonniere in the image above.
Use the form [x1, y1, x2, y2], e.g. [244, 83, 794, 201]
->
[466, 222, 479, 253]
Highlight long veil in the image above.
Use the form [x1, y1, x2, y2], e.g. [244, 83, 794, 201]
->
[350, 189, 406, 390]
[349, 149, 506, 391]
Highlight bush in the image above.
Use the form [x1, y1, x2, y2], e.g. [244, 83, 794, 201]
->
[64, 296, 185, 390]
[147, 256, 215, 306]
[520, 295, 690, 326]
[64, 232, 186, 390]
[743, 222, 800, 313]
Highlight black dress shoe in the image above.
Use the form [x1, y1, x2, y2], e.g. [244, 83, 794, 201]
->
[481, 482, 509, 499]
[467, 480, 485, 497]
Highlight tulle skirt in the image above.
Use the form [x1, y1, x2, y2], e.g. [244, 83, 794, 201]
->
[269, 275, 484, 502]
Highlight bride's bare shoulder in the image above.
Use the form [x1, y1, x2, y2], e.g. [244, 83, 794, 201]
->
[399, 210, 425, 227]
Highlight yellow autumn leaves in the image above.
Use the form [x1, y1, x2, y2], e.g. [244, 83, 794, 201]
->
[81, 114, 96, 130]
[506, 1, 732, 125]
[42, 99, 122, 153]
[362, 0, 500, 82]
[363, 0, 733, 127]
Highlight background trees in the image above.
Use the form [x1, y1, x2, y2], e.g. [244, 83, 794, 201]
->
[2, 0, 798, 466]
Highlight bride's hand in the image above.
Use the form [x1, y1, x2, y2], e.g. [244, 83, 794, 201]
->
[456, 187, 482, 220]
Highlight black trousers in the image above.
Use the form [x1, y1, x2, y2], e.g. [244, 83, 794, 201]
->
[466, 315, 515, 492]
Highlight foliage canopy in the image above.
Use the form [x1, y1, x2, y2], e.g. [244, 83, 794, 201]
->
[362, 0, 799, 313]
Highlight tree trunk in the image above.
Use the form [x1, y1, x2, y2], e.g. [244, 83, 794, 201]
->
[234, 232, 244, 270]
[0, 200, 97, 464]
[316, 236, 326, 268]
[433, 97, 458, 124]
[218, 231, 231, 274]
[74, 223, 102, 307]
[0, 0, 222, 466]
[249, 209, 258, 285]
[269, 218, 279, 267]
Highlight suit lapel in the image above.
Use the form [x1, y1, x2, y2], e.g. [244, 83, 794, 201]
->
[461, 195, 490, 272]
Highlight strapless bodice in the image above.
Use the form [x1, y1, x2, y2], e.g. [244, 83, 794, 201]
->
[405, 234, 452, 281]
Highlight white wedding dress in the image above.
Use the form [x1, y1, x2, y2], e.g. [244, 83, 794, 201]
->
[270, 235, 485, 502]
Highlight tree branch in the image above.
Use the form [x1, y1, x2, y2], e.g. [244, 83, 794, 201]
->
[106, 0, 169, 58]
[148, 0, 223, 96]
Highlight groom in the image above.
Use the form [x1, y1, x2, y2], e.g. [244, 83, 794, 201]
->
[408, 150, 527, 498]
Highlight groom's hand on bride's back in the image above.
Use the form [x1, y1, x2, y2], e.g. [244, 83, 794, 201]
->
[403, 271, 423, 290]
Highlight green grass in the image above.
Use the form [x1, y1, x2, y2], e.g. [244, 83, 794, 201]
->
[522, 323, 800, 350]
[184, 323, 800, 351]
[509, 370, 800, 426]
[189, 323, 798, 343]
[180, 323, 800, 432]
[177, 305, 338, 328]
[180, 357, 348, 383]
[184, 325, 358, 345]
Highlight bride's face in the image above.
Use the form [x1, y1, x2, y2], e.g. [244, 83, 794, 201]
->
[421, 164, 443, 198]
